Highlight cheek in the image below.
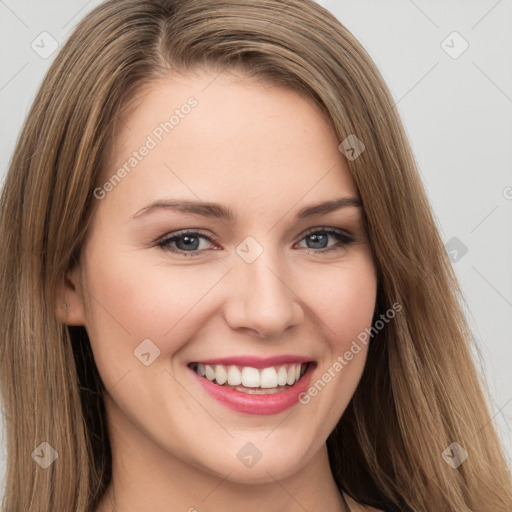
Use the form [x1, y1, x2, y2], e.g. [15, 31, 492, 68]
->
[302, 256, 377, 350]
[80, 242, 226, 374]
[296, 255, 376, 407]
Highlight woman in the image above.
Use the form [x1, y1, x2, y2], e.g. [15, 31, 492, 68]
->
[0, 0, 510, 511]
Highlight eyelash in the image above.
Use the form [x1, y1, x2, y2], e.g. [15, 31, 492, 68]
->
[156, 227, 355, 258]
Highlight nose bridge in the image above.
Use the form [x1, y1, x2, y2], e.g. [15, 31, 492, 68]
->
[224, 235, 302, 336]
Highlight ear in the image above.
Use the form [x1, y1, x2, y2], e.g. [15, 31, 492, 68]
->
[55, 263, 87, 326]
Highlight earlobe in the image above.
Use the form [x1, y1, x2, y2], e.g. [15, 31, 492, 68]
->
[55, 265, 87, 326]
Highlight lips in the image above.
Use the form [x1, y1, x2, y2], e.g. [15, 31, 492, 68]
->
[187, 355, 316, 415]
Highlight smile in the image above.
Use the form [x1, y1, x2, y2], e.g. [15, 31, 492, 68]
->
[189, 362, 309, 394]
[188, 356, 316, 415]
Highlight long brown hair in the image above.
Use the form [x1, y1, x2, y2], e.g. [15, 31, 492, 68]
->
[1, 1, 510, 510]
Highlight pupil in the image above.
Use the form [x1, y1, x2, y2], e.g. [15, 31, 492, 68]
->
[308, 233, 327, 249]
[177, 235, 199, 251]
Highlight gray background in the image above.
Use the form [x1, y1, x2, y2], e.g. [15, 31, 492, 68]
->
[1, 0, 511, 496]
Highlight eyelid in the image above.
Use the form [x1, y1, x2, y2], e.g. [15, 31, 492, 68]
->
[156, 226, 352, 244]
[156, 228, 218, 244]
[299, 225, 353, 239]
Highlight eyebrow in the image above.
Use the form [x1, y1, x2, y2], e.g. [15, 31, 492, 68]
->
[132, 196, 362, 222]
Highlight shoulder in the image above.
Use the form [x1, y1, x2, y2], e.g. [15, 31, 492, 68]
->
[344, 493, 385, 512]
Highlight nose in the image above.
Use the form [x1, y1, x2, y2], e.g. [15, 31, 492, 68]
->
[223, 245, 304, 338]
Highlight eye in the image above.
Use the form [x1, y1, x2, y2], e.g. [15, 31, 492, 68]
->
[157, 227, 355, 258]
[294, 227, 355, 255]
[157, 229, 217, 258]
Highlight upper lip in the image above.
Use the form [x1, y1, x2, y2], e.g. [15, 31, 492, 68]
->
[188, 355, 314, 368]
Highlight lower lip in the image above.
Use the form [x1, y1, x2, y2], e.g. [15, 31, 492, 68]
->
[191, 364, 315, 415]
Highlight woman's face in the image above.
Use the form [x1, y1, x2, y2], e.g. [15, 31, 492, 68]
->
[64, 70, 377, 483]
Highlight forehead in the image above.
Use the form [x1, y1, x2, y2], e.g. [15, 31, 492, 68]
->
[101, 71, 359, 219]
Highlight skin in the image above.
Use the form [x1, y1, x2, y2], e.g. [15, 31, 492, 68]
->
[57, 70, 380, 512]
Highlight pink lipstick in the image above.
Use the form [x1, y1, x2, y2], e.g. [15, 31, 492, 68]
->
[188, 355, 316, 415]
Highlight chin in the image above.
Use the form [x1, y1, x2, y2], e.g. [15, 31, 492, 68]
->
[183, 434, 318, 484]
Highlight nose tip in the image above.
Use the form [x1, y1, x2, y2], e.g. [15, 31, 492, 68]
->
[225, 300, 303, 339]
[223, 257, 304, 338]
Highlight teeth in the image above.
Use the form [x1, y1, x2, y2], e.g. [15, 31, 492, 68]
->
[215, 365, 228, 385]
[260, 367, 278, 388]
[233, 385, 284, 394]
[277, 366, 288, 386]
[205, 365, 215, 381]
[241, 367, 260, 388]
[194, 362, 307, 388]
[227, 365, 242, 386]
[286, 366, 296, 385]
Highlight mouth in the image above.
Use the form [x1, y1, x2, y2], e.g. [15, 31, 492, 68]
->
[187, 357, 316, 415]
[188, 361, 311, 395]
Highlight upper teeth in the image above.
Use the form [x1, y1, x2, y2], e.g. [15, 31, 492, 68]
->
[195, 363, 306, 388]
